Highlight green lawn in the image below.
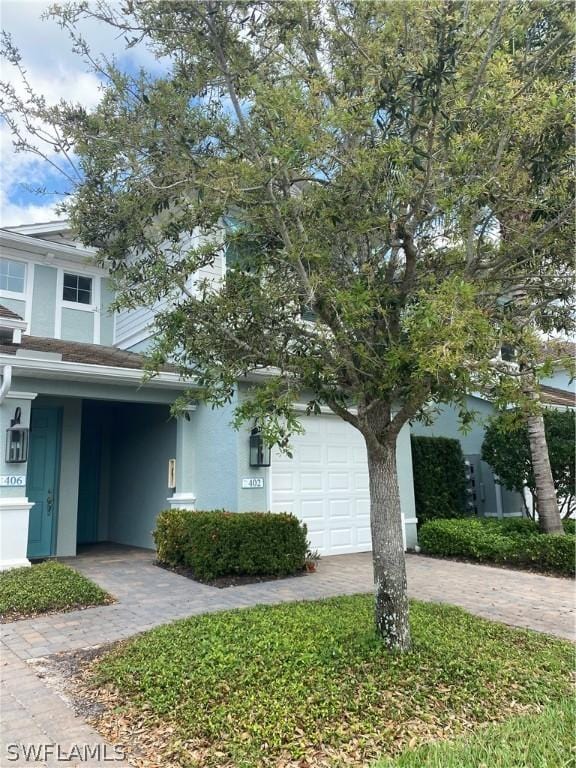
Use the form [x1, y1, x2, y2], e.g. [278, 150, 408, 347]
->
[85, 595, 574, 768]
[375, 698, 575, 768]
[0, 561, 112, 621]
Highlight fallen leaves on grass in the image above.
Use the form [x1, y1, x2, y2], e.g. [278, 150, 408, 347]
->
[68, 596, 572, 768]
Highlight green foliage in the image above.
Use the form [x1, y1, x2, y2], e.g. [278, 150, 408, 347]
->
[563, 518, 575, 535]
[1, 1, 572, 451]
[410, 436, 466, 523]
[419, 518, 575, 576]
[482, 409, 576, 516]
[0, 561, 111, 621]
[1, 0, 574, 646]
[153, 508, 308, 581]
[375, 698, 575, 768]
[88, 596, 573, 768]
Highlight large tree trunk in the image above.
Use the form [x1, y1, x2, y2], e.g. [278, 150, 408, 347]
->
[526, 411, 564, 534]
[366, 438, 411, 652]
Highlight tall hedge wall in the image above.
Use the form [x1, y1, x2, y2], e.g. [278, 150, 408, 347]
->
[411, 435, 467, 524]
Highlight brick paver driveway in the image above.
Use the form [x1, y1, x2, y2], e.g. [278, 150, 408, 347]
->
[1, 546, 574, 766]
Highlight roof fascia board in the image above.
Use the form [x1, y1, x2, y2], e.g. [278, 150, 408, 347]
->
[0, 352, 189, 390]
[0, 317, 27, 331]
[0, 228, 98, 261]
[4, 220, 71, 236]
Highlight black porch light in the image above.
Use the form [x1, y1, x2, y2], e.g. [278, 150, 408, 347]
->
[5, 407, 29, 464]
[249, 426, 271, 467]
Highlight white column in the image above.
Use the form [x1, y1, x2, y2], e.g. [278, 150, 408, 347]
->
[0, 391, 37, 570]
[0, 498, 34, 570]
[167, 408, 197, 510]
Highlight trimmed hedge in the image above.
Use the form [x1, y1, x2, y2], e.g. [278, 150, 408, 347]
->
[154, 509, 309, 581]
[419, 518, 575, 576]
[411, 435, 467, 523]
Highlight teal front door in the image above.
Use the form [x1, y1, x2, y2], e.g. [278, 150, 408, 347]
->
[27, 408, 61, 558]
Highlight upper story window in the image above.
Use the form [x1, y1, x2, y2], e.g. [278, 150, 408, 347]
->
[63, 273, 92, 305]
[0, 258, 26, 294]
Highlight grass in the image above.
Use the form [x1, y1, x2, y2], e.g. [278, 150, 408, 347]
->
[85, 595, 574, 768]
[0, 561, 112, 621]
[375, 698, 575, 767]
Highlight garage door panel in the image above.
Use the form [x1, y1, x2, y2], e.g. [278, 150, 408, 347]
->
[330, 528, 353, 548]
[357, 526, 372, 547]
[299, 445, 322, 463]
[271, 413, 376, 556]
[308, 530, 327, 548]
[272, 472, 294, 492]
[327, 445, 348, 463]
[301, 473, 323, 491]
[300, 500, 325, 521]
[328, 472, 351, 491]
[354, 473, 369, 491]
[329, 499, 352, 518]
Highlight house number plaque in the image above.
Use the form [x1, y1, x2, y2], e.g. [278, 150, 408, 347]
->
[241, 478, 264, 489]
[0, 475, 26, 487]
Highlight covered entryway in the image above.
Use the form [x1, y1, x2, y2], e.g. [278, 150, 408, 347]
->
[270, 413, 372, 555]
[76, 399, 176, 550]
[24, 397, 177, 558]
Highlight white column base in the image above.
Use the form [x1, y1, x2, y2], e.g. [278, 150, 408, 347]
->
[166, 492, 196, 510]
[0, 497, 33, 571]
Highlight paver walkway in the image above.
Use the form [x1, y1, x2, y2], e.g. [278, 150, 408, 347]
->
[1, 546, 574, 766]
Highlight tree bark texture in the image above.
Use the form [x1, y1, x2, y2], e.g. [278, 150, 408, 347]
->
[526, 410, 564, 534]
[366, 439, 412, 652]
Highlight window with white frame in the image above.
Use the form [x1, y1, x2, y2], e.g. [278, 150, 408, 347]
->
[63, 273, 93, 305]
[0, 258, 26, 294]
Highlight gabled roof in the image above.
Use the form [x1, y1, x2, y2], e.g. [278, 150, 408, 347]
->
[540, 385, 576, 409]
[0, 335, 175, 372]
[539, 339, 575, 363]
[4, 220, 70, 237]
[0, 304, 23, 321]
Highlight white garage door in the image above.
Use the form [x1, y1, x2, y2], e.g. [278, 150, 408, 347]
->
[270, 414, 372, 555]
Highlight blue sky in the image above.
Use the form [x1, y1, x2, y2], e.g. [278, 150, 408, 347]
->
[0, 0, 163, 227]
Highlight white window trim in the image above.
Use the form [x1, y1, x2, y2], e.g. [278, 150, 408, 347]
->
[0, 256, 33, 330]
[0, 255, 28, 300]
[61, 299, 98, 312]
[0, 287, 26, 301]
[61, 272, 95, 309]
[55, 268, 102, 343]
[0, 247, 108, 343]
[93, 276, 101, 344]
[24, 262, 34, 328]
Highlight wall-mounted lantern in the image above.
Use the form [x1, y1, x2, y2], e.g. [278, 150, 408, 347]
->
[5, 407, 29, 464]
[249, 427, 271, 467]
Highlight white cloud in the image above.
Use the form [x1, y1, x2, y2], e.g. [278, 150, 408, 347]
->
[0, 0, 167, 226]
[0, 190, 60, 226]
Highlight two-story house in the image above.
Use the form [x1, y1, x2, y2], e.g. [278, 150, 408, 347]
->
[0, 221, 419, 570]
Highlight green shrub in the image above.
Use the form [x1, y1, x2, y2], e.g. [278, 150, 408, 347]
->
[154, 509, 309, 581]
[563, 518, 575, 535]
[482, 409, 576, 518]
[419, 518, 575, 576]
[411, 436, 467, 523]
[0, 561, 112, 620]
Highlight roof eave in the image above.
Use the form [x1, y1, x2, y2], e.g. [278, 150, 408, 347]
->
[0, 228, 98, 262]
[0, 352, 190, 390]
